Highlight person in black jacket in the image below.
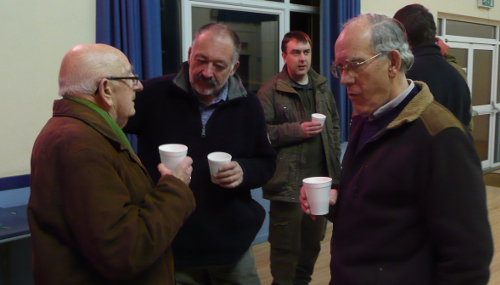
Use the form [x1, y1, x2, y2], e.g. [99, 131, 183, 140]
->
[124, 23, 276, 284]
[394, 4, 472, 128]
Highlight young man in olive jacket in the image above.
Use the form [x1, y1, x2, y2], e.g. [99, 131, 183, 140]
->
[301, 14, 493, 285]
[257, 31, 341, 285]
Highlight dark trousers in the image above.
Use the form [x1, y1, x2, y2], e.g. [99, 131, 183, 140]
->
[268, 201, 327, 285]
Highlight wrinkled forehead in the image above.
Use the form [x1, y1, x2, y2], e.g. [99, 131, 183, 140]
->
[192, 33, 235, 62]
[335, 24, 374, 62]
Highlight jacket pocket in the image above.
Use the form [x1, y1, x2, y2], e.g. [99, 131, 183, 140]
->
[263, 152, 292, 192]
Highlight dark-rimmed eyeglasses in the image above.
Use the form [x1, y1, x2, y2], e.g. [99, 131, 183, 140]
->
[330, 53, 383, 78]
[94, 75, 140, 94]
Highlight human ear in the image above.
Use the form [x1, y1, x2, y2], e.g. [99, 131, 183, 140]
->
[229, 61, 240, 77]
[187, 47, 193, 65]
[387, 50, 402, 78]
[95, 79, 114, 110]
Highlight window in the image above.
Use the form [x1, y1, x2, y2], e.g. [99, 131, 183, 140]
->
[161, 0, 320, 93]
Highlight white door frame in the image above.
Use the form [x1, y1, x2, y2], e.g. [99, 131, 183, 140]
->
[445, 40, 499, 169]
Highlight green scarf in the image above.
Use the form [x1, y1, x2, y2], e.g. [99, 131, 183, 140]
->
[65, 96, 135, 155]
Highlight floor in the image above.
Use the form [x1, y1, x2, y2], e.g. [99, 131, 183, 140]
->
[253, 176, 500, 285]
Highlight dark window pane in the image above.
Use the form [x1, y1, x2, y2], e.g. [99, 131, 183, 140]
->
[290, 12, 320, 72]
[192, 7, 280, 93]
[498, 50, 500, 103]
[473, 114, 490, 161]
[472, 49, 492, 106]
[448, 47, 468, 72]
[160, 0, 182, 74]
[446, 20, 495, 39]
[291, 0, 320, 6]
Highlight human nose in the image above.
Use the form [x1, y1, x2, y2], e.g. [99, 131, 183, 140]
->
[134, 80, 144, 92]
[340, 68, 354, 86]
[202, 63, 215, 78]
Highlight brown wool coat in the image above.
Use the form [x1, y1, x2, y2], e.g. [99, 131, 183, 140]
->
[328, 82, 493, 284]
[28, 98, 196, 284]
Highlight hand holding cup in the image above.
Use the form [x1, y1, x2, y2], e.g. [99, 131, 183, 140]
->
[300, 177, 338, 219]
[311, 113, 326, 126]
[159, 144, 188, 170]
[158, 156, 193, 185]
[207, 152, 232, 184]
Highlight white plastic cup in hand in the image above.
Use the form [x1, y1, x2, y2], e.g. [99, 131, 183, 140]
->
[207, 152, 232, 184]
[302, 177, 332, 215]
[311, 113, 326, 126]
[158, 144, 188, 170]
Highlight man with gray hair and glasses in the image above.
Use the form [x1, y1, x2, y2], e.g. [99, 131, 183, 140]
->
[28, 44, 196, 284]
[300, 14, 493, 284]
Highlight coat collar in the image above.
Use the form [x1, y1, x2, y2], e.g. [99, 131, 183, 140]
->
[387, 81, 434, 129]
[53, 98, 144, 165]
[275, 64, 328, 93]
[173, 62, 247, 100]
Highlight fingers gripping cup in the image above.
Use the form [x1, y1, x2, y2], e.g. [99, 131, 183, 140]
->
[207, 152, 232, 184]
[311, 113, 326, 126]
[302, 177, 332, 215]
[158, 144, 188, 170]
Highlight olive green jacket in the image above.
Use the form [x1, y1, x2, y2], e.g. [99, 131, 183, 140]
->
[257, 66, 341, 202]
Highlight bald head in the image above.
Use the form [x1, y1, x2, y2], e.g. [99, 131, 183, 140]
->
[58, 44, 130, 97]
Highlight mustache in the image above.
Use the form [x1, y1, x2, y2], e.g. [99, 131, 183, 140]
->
[194, 75, 219, 88]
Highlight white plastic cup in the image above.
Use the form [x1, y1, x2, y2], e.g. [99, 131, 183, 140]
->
[207, 152, 232, 184]
[302, 177, 332, 215]
[158, 144, 188, 170]
[311, 113, 326, 126]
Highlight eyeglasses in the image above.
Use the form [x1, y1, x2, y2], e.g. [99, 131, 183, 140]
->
[94, 75, 140, 94]
[330, 53, 383, 78]
[107, 75, 140, 86]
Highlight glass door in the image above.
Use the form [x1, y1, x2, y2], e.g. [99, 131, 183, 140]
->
[180, 0, 320, 93]
[448, 42, 498, 168]
[180, 1, 286, 93]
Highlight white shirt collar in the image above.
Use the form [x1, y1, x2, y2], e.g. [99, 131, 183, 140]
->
[371, 79, 414, 120]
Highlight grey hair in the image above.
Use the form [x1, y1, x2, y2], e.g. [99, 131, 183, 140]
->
[58, 50, 127, 96]
[345, 14, 414, 73]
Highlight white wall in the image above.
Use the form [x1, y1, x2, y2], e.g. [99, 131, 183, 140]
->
[0, 1, 96, 178]
[362, 0, 500, 21]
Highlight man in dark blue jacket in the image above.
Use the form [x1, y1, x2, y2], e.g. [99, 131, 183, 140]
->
[124, 23, 276, 284]
[394, 4, 472, 128]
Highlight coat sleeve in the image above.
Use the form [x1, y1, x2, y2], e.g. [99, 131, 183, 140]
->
[235, 94, 277, 190]
[256, 83, 305, 147]
[423, 127, 493, 284]
[59, 146, 196, 280]
[325, 87, 342, 182]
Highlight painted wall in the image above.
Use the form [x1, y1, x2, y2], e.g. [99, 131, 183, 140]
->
[1, 0, 499, 180]
[362, 0, 500, 21]
[0, 1, 96, 178]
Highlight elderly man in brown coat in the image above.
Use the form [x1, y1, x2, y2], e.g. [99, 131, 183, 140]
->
[28, 44, 196, 285]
